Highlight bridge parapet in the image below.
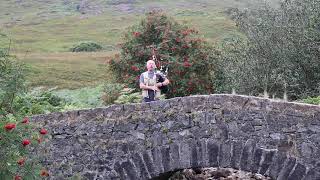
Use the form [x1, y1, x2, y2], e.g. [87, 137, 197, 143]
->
[32, 94, 320, 180]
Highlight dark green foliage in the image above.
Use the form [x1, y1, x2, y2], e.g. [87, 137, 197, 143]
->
[0, 114, 44, 180]
[13, 89, 66, 115]
[216, 0, 320, 100]
[109, 10, 217, 98]
[302, 96, 320, 105]
[101, 83, 124, 105]
[70, 41, 102, 52]
[0, 49, 26, 114]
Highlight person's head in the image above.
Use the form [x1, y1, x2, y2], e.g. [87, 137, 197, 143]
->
[146, 60, 156, 71]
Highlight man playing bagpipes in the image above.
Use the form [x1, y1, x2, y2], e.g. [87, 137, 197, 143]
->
[139, 56, 170, 102]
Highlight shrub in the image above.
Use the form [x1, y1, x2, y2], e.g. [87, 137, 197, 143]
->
[53, 85, 104, 111]
[13, 88, 66, 115]
[101, 83, 124, 105]
[301, 96, 320, 105]
[109, 10, 217, 98]
[0, 47, 26, 114]
[0, 115, 49, 179]
[70, 41, 102, 52]
[217, 0, 320, 100]
[114, 88, 143, 104]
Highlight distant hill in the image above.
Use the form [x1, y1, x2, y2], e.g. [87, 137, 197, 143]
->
[0, 0, 281, 53]
[0, 0, 281, 27]
[0, 0, 281, 89]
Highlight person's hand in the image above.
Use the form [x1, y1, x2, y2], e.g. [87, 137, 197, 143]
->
[156, 82, 163, 87]
[150, 86, 160, 91]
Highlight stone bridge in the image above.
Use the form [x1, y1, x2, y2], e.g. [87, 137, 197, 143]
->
[32, 94, 320, 180]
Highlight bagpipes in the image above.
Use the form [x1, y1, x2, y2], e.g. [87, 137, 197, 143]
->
[150, 46, 170, 94]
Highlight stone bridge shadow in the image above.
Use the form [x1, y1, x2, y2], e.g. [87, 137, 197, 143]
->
[32, 94, 320, 180]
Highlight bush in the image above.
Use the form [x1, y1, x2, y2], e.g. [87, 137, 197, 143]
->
[217, 0, 320, 100]
[53, 85, 104, 111]
[301, 96, 320, 105]
[114, 88, 143, 104]
[0, 115, 49, 179]
[13, 88, 66, 115]
[101, 83, 124, 105]
[0, 47, 26, 114]
[0, 37, 49, 179]
[109, 10, 217, 99]
[70, 41, 102, 52]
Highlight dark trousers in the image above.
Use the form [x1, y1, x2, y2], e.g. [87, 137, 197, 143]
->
[143, 97, 156, 102]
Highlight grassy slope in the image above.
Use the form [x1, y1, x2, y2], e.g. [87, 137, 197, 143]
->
[16, 52, 115, 89]
[0, 0, 275, 89]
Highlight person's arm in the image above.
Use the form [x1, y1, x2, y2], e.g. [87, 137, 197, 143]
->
[155, 77, 170, 87]
[139, 74, 159, 91]
[140, 82, 159, 91]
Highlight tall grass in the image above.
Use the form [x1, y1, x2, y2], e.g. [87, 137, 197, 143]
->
[16, 52, 115, 89]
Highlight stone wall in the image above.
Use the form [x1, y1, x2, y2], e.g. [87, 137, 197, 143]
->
[32, 94, 320, 180]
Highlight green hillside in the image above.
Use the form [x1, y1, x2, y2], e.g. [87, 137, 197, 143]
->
[0, 0, 279, 89]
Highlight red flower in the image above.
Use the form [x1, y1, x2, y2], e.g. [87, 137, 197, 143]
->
[131, 65, 139, 72]
[22, 139, 31, 146]
[40, 169, 49, 177]
[171, 47, 177, 51]
[40, 128, 47, 135]
[137, 51, 144, 57]
[4, 123, 16, 131]
[132, 32, 141, 37]
[182, 44, 189, 49]
[17, 158, 25, 166]
[175, 37, 181, 42]
[182, 30, 190, 36]
[183, 61, 192, 67]
[187, 87, 193, 92]
[22, 117, 29, 124]
[14, 175, 22, 180]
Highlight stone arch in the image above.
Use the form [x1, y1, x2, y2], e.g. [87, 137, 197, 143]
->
[32, 95, 320, 180]
[113, 139, 314, 180]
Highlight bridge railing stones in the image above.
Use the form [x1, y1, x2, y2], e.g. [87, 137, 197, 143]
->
[31, 94, 320, 180]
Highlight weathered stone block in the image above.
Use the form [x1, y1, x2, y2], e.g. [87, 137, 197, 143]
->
[161, 146, 171, 172]
[240, 139, 256, 171]
[219, 141, 232, 168]
[131, 153, 150, 179]
[303, 168, 320, 180]
[288, 163, 307, 180]
[266, 152, 287, 179]
[151, 147, 164, 174]
[142, 150, 157, 177]
[190, 140, 200, 167]
[123, 160, 139, 180]
[179, 141, 191, 169]
[169, 143, 180, 171]
[207, 139, 219, 167]
[200, 139, 209, 167]
[277, 157, 296, 180]
[259, 149, 276, 175]
[251, 148, 263, 173]
[231, 140, 243, 169]
[114, 161, 127, 180]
